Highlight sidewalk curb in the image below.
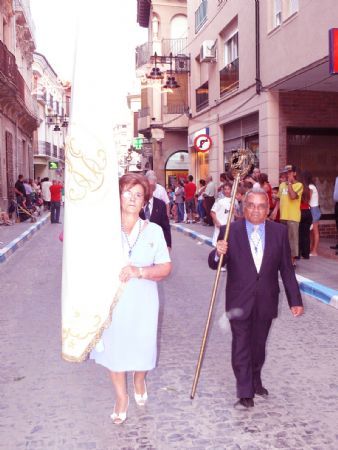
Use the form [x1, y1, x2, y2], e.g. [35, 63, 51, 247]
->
[171, 223, 338, 310]
[0, 214, 50, 264]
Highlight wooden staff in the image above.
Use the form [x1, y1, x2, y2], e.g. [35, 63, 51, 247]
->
[190, 149, 254, 399]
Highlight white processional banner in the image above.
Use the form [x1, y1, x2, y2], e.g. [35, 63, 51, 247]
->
[61, 1, 124, 362]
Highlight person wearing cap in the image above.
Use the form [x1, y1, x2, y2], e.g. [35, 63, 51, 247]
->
[274, 165, 303, 266]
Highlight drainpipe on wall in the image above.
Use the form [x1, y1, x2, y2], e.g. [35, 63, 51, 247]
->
[255, 0, 262, 95]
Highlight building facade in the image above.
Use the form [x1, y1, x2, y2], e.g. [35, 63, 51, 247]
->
[187, 0, 338, 229]
[0, 0, 38, 209]
[32, 52, 69, 181]
[136, 0, 189, 187]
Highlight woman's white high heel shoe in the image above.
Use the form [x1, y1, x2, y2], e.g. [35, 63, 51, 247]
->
[110, 396, 129, 424]
[133, 376, 148, 406]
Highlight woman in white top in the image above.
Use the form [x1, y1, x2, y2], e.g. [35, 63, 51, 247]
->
[304, 171, 321, 256]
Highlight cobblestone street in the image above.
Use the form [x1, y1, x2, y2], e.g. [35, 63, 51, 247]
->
[1, 224, 338, 450]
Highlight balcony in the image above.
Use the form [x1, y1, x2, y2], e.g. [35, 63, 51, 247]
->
[195, 0, 208, 34]
[0, 40, 38, 130]
[220, 58, 239, 96]
[136, 42, 152, 69]
[34, 141, 51, 157]
[136, 38, 189, 69]
[161, 39, 188, 57]
[163, 104, 189, 129]
[163, 104, 188, 115]
[196, 81, 209, 112]
[14, 0, 36, 44]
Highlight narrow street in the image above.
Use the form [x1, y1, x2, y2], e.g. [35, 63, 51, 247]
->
[1, 225, 338, 450]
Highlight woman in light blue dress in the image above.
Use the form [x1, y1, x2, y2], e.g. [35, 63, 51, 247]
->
[90, 173, 171, 424]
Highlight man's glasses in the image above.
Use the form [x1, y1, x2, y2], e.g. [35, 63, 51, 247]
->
[122, 190, 144, 200]
[245, 202, 267, 211]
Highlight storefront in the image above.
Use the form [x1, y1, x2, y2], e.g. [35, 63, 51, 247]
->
[165, 151, 189, 187]
[287, 127, 338, 219]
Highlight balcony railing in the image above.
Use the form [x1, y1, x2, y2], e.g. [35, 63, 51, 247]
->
[136, 42, 152, 69]
[136, 38, 189, 69]
[0, 40, 24, 96]
[0, 39, 38, 118]
[195, 0, 208, 33]
[163, 104, 188, 115]
[220, 58, 239, 96]
[161, 38, 188, 57]
[196, 81, 209, 112]
[35, 141, 51, 156]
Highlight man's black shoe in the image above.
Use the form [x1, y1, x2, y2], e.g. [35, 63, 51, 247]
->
[255, 386, 269, 397]
[330, 244, 338, 249]
[234, 398, 254, 409]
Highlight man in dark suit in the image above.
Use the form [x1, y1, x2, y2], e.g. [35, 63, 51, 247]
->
[208, 188, 303, 409]
[140, 176, 172, 249]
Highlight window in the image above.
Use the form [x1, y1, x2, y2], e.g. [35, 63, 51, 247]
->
[224, 32, 238, 66]
[274, 0, 282, 27]
[289, 0, 299, 15]
[196, 81, 209, 112]
[195, 0, 208, 34]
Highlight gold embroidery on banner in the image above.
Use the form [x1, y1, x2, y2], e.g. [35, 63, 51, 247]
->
[62, 283, 125, 363]
[65, 135, 107, 201]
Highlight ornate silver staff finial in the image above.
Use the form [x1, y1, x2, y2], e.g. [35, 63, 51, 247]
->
[230, 148, 255, 178]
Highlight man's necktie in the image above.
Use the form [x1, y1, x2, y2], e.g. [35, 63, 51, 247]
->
[144, 202, 151, 220]
[250, 225, 263, 271]
[251, 225, 260, 254]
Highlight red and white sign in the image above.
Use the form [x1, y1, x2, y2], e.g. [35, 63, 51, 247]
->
[193, 134, 212, 152]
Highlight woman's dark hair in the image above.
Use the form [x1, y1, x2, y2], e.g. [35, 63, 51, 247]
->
[302, 170, 315, 187]
[199, 179, 206, 186]
[298, 171, 311, 203]
[258, 173, 268, 185]
[119, 173, 150, 203]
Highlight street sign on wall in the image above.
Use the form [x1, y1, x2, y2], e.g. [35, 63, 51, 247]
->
[193, 134, 212, 152]
[329, 28, 338, 74]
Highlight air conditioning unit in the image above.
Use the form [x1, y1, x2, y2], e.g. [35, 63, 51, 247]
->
[200, 40, 216, 62]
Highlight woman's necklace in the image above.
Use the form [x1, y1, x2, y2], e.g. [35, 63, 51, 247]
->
[122, 219, 142, 258]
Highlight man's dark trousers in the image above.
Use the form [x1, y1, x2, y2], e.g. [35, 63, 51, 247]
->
[230, 307, 272, 398]
[51, 201, 61, 223]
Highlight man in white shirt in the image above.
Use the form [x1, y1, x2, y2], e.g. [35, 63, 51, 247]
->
[203, 175, 216, 225]
[145, 170, 170, 218]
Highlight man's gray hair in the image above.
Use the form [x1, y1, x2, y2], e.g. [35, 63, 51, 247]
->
[145, 170, 157, 182]
[243, 187, 269, 205]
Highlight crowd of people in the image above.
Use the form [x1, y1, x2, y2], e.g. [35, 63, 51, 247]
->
[0, 175, 63, 226]
[166, 164, 324, 265]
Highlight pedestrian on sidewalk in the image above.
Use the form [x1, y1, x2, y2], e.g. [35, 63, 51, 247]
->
[203, 175, 216, 226]
[208, 187, 304, 410]
[90, 173, 171, 425]
[331, 175, 338, 255]
[41, 177, 52, 211]
[174, 180, 185, 223]
[196, 179, 206, 222]
[298, 173, 312, 259]
[273, 165, 303, 267]
[49, 179, 63, 224]
[184, 175, 197, 223]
